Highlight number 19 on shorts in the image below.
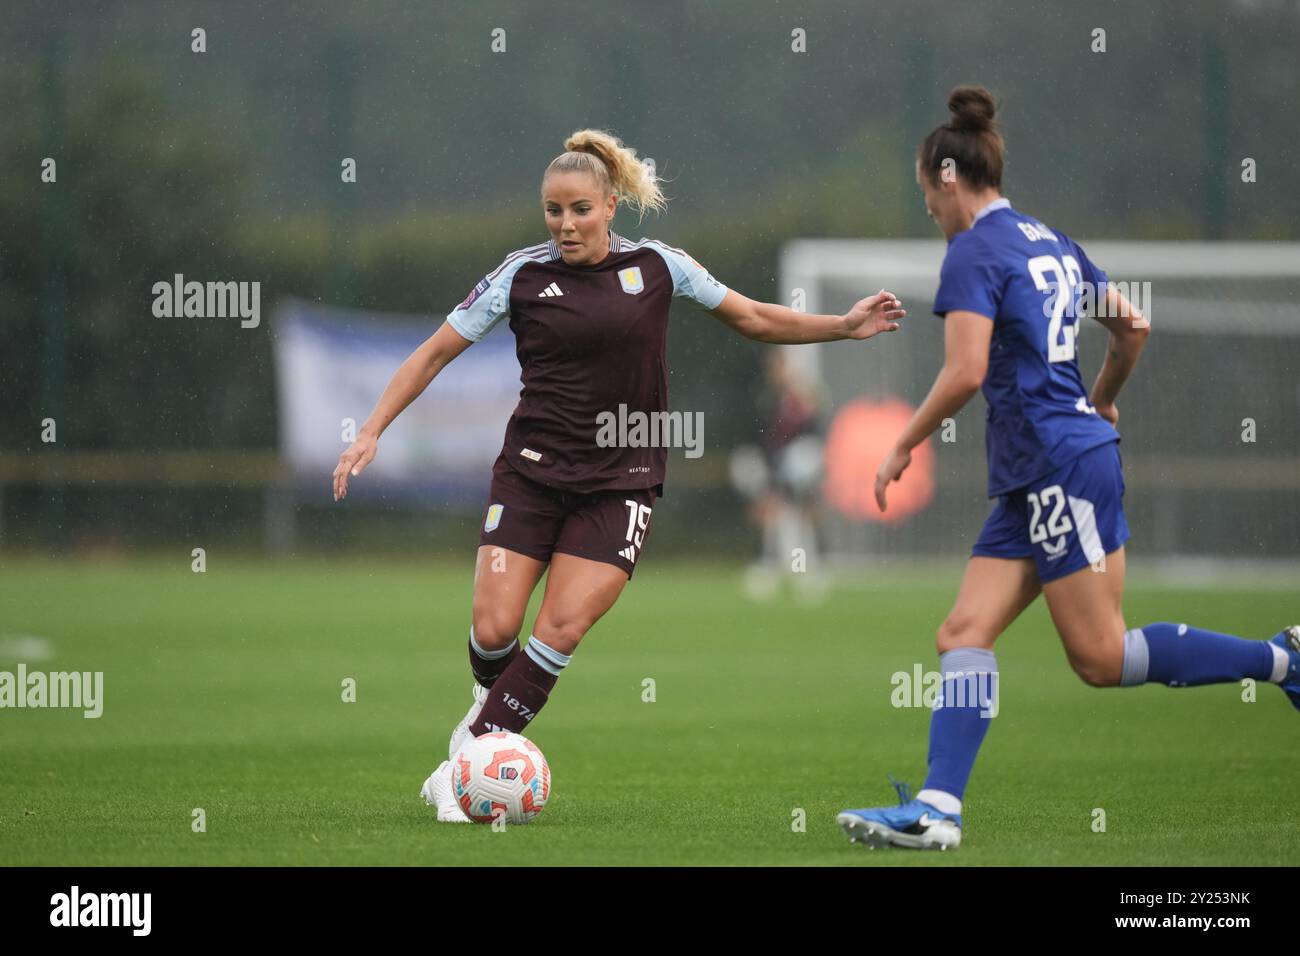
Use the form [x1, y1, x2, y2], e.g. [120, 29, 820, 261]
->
[618, 499, 652, 565]
[623, 500, 652, 550]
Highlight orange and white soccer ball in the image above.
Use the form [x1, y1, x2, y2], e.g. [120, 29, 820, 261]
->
[452, 732, 551, 824]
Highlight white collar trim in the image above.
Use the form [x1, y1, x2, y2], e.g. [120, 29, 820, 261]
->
[973, 197, 1011, 223]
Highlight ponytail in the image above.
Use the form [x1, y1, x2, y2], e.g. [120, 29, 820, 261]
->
[544, 129, 667, 220]
[918, 85, 1005, 189]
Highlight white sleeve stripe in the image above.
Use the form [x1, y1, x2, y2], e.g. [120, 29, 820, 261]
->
[636, 239, 727, 309]
[486, 241, 556, 281]
[447, 253, 542, 342]
[633, 237, 689, 258]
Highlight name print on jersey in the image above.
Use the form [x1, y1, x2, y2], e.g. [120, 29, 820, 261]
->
[594, 403, 704, 459]
[1018, 220, 1152, 329]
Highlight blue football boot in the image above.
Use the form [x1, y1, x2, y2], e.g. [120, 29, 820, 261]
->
[1270, 625, 1300, 711]
[838, 776, 962, 850]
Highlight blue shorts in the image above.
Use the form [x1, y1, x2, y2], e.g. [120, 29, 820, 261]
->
[972, 441, 1130, 584]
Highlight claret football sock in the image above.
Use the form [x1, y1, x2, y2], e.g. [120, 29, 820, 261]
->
[468, 628, 519, 688]
[1120, 623, 1281, 687]
[922, 647, 999, 803]
[468, 635, 569, 735]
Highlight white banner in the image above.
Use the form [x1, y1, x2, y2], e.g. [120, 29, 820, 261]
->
[273, 298, 520, 501]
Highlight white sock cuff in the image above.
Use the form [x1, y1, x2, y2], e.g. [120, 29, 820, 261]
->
[469, 627, 517, 661]
[1269, 643, 1289, 684]
[1120, 628, 1150, 686]
[524, 635, 571, 676]
[916, 788, 962, 816]
[937, 647, 997, 676]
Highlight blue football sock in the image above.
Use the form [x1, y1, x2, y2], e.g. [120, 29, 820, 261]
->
[1121, 622, 1275, 687]
[922, 648, 998, 801]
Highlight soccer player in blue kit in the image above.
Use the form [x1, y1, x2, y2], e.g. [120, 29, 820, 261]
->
[837, 87, 1300, 850]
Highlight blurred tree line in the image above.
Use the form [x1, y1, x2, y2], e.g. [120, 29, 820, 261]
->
[1, 0, 1296, 550]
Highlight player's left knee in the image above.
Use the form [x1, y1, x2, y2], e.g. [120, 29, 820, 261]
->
[936, 614, 996, 654]
[1067, 649, 1123, 687]
[531, 619, 588, 657]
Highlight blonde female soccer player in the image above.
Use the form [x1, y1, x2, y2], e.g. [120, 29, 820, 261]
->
[331, 129, 907, 821]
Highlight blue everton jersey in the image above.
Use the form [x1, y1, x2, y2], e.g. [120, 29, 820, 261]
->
[933, 199, 1121, 497]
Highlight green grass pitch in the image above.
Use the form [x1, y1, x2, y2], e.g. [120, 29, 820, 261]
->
[1, 557, 1295, 866]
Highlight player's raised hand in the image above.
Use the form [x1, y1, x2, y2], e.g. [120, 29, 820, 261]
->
[333, 433, 378, 501]
[874, 445, 912, 512]
[844, 289, 906, 340]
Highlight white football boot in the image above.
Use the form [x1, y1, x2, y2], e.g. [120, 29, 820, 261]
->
[448, 683, 489, 760]
[420, 759, 470, 823]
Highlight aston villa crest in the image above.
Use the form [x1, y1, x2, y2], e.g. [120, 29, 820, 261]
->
[618, 266, 645, 295]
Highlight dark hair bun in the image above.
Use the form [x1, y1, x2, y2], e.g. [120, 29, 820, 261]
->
[948, 85, 997, 132]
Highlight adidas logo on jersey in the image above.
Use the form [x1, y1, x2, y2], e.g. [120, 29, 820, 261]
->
[537, 282, 564, 298]
[618, 545, 638, 564]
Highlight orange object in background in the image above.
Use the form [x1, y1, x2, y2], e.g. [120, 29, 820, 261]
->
[822, 398, 934, 523]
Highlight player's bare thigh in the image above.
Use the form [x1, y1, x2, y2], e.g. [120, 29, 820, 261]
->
[471, 545, 548, 651]
[1041, 545, 1128, 687]
[937, 556, 1042, 653]
[531, 552, 629, 656]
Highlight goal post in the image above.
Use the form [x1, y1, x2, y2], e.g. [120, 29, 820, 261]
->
[777, 239, 1300, 563]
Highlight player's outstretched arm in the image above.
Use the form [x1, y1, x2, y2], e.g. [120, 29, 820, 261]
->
[875, 310, 992, 512]
[708, 289, 905, 344]
[332, 321, 474, 501]
[1087, 285, 1150, 426]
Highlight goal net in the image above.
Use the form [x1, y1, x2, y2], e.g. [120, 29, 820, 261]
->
[778, 240, 1300, 567]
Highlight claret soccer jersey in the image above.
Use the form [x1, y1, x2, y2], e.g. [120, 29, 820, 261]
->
[445, 230, 728, 494]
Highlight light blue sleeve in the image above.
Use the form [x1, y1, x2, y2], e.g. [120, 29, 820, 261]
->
[444, 256, 526, 342]
[645, 241, 729, 310]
